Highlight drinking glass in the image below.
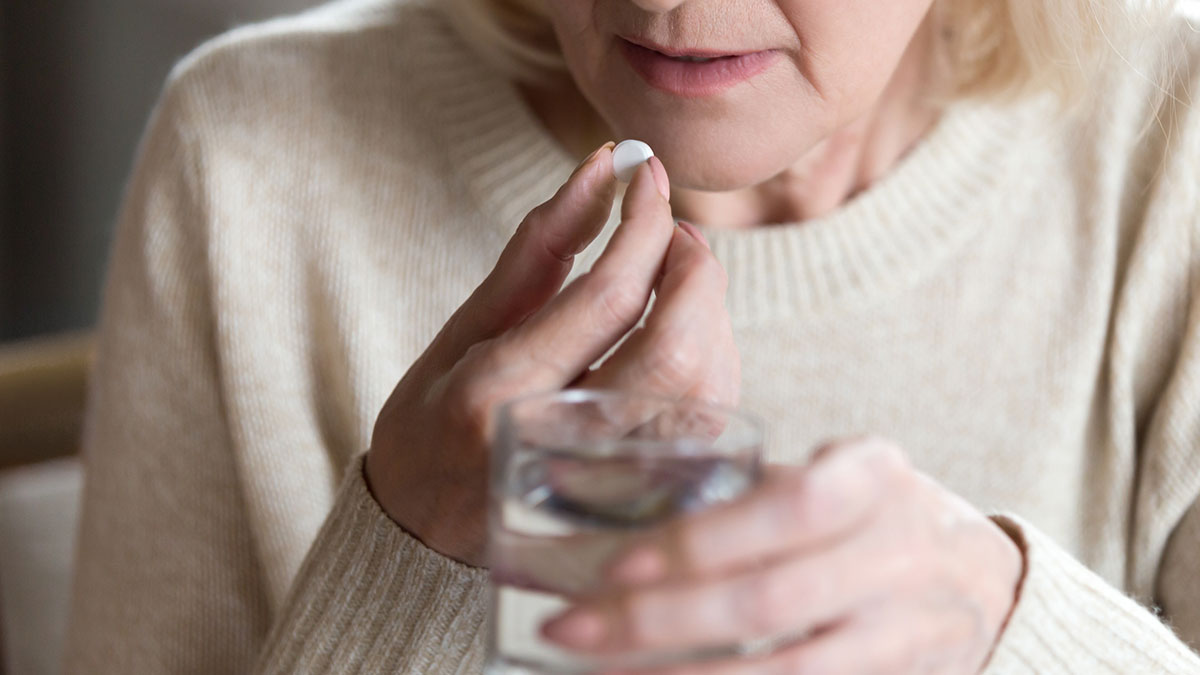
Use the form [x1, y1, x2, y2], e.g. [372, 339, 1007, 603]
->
[486, 390, 765, 675]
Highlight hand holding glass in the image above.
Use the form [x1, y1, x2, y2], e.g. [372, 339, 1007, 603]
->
[487, 390, 764, 674]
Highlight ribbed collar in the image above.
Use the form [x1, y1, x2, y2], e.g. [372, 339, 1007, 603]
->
[408, 4, 1045, 324]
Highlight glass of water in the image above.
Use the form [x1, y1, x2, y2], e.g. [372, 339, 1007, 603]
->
[486, 390, 765, 675]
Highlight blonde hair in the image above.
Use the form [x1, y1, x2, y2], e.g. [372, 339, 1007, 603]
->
[441, 0, 1177, 106]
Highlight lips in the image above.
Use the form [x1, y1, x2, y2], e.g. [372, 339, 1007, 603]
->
[618, 38, 778, 98]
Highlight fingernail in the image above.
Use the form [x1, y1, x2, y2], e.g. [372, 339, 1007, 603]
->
[648, 156, 670, 200]
[608, 546, 667, 585]
[571, 141, 616, 179]
[676, 220, 710, 250]
[542, 608, 606, 648]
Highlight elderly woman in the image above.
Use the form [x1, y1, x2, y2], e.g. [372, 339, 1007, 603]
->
[64, 0, 1200, 672]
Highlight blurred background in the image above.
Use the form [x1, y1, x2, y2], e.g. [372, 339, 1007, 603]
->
[2, 0, 319, 341]
[0, 2, 318, 673]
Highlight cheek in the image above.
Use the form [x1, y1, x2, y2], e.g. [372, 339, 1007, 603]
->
[777, 0, 935, 106]
[546, 4, 620, 117]
[544, 3, 604, 72]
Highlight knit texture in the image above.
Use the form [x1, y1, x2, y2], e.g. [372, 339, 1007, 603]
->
[64, 0, 1200, 672]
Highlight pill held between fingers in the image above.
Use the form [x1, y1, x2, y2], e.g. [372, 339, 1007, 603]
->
[612, 140, 655, 183]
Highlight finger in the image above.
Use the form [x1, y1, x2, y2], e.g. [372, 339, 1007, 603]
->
[606, 438, 908, 584]
[579, 223, 734, 406]
[480, 157, 676, 391]
[433, 142, 618, 367]
[542, 524, 907, 654]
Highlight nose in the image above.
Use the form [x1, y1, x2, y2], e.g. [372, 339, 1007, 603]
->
[627, 0, 687, 12]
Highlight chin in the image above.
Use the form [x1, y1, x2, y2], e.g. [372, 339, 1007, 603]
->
[635, 129, 813, 193]
[602, 105, 827, 193]
[656, 153, 776, 192]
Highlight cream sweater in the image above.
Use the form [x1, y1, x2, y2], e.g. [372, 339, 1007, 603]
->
[64, 0, 1200, 672]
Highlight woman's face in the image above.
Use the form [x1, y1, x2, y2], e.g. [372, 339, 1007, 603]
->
[543, 0, 937, 191]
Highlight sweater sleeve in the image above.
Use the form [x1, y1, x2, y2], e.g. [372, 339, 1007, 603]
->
[64, 65, 491, 674]
[982, 299, 1200, 673]
[979, 265, 1200, 673]
[980, 31, 1200, 671]
[63, 72, 271, 673]
[981, 515, 1200, 674]
[254, 456, 488, 673]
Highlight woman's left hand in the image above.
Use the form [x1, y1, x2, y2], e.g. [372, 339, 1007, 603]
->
[542, 437, 1025, 674]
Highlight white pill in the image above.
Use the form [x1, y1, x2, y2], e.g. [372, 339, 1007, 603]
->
[612, 140, 655, 183]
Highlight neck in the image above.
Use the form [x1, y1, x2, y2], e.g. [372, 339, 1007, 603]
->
[522, 17, 944, 228]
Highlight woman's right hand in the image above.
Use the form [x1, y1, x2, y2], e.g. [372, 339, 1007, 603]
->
[364, 144, 739, 566]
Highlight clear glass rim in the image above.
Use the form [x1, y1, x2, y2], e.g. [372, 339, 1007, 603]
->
[495, 388, 766, 433]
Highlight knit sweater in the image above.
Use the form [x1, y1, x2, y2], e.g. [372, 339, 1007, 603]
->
[64, 0, 1200, 672]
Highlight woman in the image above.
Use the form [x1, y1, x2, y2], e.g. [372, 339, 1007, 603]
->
[65, 0, 1200, 672]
